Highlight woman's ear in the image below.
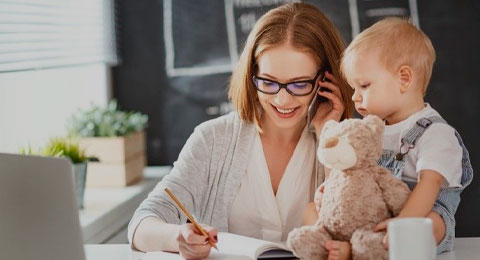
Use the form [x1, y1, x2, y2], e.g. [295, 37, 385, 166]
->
[398, 65, 413, 93]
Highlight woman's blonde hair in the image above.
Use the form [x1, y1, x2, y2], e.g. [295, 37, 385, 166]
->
[228, 3, 354, 128]
[341, 17, 436, 96]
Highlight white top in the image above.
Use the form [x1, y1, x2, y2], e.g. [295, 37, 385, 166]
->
[228, 126, 315, 242]
[383, 103, 462, 187]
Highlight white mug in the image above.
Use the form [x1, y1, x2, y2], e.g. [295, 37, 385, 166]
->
[388, 217, 436, 260]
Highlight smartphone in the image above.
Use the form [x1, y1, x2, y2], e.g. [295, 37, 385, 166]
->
[307, 66, 332, 131]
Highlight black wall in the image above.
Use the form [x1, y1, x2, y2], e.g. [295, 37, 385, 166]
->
[112, 0, 480, 236]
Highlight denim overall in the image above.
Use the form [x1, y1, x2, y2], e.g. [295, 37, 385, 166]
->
[377, 116, 473, 254]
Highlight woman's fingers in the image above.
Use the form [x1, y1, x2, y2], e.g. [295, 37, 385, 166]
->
[383, 233, 389, 249]
[180, 224, 209, 244]
[324, 70, 339, 85]
[178, 237, 212, 260]
[318, 79, 343, 103]
[314, 184, 325, 201]
[203, 225, 218, 243]
[184, 243, 212, 257]
[177, 224, 215, 259]
[179, 243, 211, 260]
[178, 234, 203, 259]
[317, 90, 345, 114]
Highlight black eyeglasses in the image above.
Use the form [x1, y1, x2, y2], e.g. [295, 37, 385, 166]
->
[252, 69, 323, 96]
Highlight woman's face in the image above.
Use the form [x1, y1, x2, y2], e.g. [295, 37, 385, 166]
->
[256, 43, 319, 131]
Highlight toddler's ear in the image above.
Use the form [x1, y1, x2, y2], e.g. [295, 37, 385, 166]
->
[399, 65, 413, 92]
[364, 115, 384, 136]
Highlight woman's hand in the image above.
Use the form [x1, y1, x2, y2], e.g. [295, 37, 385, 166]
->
[177, 223, 218, 260]
[374, 217, 396, 249]
[314, 183, 325, 212]
[311, 71, 346, 137]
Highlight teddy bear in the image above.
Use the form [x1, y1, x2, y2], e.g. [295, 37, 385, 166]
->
[287, 115, 411, 260]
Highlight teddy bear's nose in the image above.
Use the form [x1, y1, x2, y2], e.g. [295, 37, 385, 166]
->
[324, 137, 339, 148]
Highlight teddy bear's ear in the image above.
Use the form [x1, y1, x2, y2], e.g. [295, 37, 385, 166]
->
[364, 115, 385, 135]
[320, 119, 338, 139]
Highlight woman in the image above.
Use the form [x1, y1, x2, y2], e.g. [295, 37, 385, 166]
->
[128, 3, 354, 259]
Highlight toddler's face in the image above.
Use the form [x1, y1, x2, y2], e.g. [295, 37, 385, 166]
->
[345, 52, 403, 125]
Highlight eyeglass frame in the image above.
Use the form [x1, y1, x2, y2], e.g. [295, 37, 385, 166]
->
[252, 69, 324, 96]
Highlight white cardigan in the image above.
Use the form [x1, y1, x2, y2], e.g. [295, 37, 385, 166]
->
[127, 112, 324, 244]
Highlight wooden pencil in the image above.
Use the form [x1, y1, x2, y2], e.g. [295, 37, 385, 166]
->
[164, 188, 218, 250]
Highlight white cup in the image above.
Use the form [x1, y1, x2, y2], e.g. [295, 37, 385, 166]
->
[388, 218, 436, 260]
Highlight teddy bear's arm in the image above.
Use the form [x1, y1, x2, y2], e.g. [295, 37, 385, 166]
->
[375, 168, 410, 216]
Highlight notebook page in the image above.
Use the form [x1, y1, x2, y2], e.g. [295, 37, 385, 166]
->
[216, 232, 290, 258]
[143, 251, 251, 260]
[143, 232, 291, 260]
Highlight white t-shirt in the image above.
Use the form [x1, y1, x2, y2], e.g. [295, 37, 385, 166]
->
[382, 103, 462, 187]
[228, 126, 315, 242]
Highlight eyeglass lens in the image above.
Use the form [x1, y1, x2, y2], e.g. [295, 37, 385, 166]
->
[255, 79, 313, 95]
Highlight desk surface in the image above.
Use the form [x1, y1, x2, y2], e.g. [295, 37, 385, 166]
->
[84, 237, 480, 260]
[437, 237, 480, 260]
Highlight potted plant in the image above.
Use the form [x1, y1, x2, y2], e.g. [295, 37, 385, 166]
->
[67, 100, 148, 187]
[20, 138, 89, 209]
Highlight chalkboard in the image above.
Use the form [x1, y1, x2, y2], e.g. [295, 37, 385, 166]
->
[112, 0, 480, 236]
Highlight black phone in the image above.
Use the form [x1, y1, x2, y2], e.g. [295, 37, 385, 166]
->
[307, 66, 332, 131]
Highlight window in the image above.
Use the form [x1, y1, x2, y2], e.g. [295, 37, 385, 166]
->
[0, 0, 118, 72]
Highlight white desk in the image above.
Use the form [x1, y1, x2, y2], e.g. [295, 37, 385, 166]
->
[84, 238, 480, 260]
[80, 166, 171, 244]
[437, 238, 480, 260]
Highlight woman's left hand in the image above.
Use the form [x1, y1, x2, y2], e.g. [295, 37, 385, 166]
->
[314, 183, 325, 212]
[310, 71, 346, 137]
[374, 218, 394, 232]
[374, 217, 395, 249]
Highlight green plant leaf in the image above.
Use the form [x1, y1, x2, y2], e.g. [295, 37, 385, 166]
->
[19, 138, 88, 163]
[67, 99, 148, 137]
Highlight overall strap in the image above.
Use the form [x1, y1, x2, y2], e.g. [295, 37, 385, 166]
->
[403, 116, 446, 145]
[396, 116, 446, 160]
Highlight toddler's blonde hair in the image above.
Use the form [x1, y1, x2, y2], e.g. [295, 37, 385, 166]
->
[341, 17, 435, 96]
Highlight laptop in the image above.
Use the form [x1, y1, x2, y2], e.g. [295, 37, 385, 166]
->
[0, 153, 86, 260]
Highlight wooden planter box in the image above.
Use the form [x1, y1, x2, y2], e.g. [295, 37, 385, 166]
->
[77, 131, 146, 187]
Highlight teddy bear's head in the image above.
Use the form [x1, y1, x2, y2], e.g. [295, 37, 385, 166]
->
[317, 115, 384, 171]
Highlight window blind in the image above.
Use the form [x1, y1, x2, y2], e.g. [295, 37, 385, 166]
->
[0, 0, 118, 72]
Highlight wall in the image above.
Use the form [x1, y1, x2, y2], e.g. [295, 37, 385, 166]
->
[0, 64, 110, 153]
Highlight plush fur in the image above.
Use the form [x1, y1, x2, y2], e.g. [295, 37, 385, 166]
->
[287, 115, 410, 260]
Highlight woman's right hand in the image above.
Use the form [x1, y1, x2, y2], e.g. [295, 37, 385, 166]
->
[177, 223, 218, 260]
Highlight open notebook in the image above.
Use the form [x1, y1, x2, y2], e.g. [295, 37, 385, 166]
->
[143, 232, 298, 260]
